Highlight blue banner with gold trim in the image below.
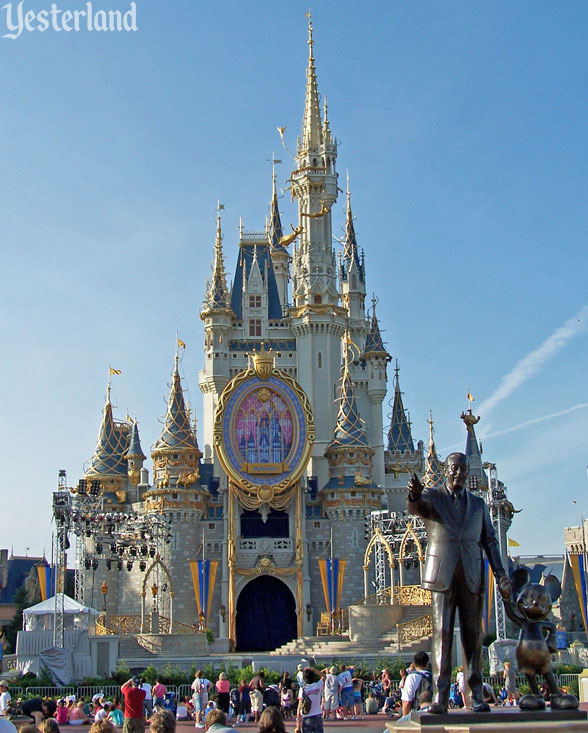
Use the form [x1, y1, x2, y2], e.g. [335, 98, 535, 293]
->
[318, 558, 347, 612]
[190, 560, 218, 626]
[36, 563, 54, 601]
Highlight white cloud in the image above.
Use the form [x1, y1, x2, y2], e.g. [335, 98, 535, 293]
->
[478, 304, 588, 418]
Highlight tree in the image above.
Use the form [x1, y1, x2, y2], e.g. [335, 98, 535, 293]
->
[5, 586, 30, 653]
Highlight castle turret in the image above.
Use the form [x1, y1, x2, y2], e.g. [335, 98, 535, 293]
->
[322, 340, 383, 607]
[289, 19, 346, 486]
[125, 419, 146, 493]
[268, 165, 290, 313]
[85, 384, 130, 504]
[339, 180, 366, 329]
[384, 364, 424, 511]
[149, 354, 206, 514]
[461, 408, 488, 493]
[199, 211, 234, 462]
[322, 340, 383, 518]
[361, 297, 390, 486]
[423, 412, 444, 489]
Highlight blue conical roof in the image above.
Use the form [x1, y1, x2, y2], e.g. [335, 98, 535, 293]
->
[387, 365, 414, 453]
[269, 171, 284, 249]
[125, 420, 146, 460]
[339, 188, 365, 284]
[364, 298, 388, 355]
[152, 356, 199, 453]
[86, 389, 129, 477]
[328, 353, 370, 450]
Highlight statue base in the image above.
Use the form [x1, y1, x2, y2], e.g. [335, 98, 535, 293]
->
[384, 708, 588, 732]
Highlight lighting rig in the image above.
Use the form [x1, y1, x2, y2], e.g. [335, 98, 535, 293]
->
[52, 471, 173, 616]
[365, 509, 427, 601]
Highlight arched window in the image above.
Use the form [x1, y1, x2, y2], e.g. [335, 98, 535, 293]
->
[313, 294, 322, 304]
[318, 352, 322, 368]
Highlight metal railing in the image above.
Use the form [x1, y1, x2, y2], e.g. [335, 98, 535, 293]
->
[397, 613, 433, 648]
[394, 585, 432, 606]
[96, 614, 200, 636]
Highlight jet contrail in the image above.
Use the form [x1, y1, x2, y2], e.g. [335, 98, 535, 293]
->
[483, 403, 588, 440]
[478, 304, 588, 417]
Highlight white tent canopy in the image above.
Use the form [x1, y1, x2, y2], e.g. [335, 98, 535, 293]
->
[23, 594, 99, 631]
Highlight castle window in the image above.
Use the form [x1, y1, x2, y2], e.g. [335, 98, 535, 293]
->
[314, 521, 321, 529]
[317, 352, 322, 368]
[172, 493, 178, 499]
[249, 295, 261, 308]
[249, 319, 262, 337]
[352, 274, 357, 289]
[208, 523, 214, 530]
[240, 509, 289, 538]
[313, 294, 322, 304]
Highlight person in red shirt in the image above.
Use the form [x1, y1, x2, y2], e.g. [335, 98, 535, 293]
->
[121, 676, 146, 733]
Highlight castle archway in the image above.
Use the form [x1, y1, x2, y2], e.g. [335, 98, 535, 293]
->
[235, 575, 297, 651]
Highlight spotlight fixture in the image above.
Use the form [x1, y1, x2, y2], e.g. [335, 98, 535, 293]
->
[92, 559, 99, 571]
[84, 558, 91, 570]
[149, 547, 156, 558]
[96, 543, 103, 554]
[130, 547, 137, 557]
[106, 559, 112, 571]
[139, 561, 146, 572]
[117, 559, 123, 571]
[126, 561, 133, 572]
[141, 546, 148, 556]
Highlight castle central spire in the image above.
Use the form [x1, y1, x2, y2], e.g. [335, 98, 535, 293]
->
[301, 16, 322, 152]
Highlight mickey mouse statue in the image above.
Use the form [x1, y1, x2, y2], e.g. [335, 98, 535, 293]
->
[503, 568, 579, 710]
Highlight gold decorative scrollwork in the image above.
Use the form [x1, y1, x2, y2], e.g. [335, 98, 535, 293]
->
[213, 363, 314, 511]
[235, 556, 296, 577]
[394, 584, 432, 606]
[398, 613, 433, 645]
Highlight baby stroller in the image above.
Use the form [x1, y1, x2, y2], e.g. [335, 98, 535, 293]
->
[163, 692, 177, 714]
[448, 683, 463, 708]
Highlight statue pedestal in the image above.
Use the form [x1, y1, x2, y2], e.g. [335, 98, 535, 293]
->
[385, 708, 588, 732]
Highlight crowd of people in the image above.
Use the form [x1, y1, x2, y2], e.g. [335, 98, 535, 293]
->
[0, 658, 542, 732]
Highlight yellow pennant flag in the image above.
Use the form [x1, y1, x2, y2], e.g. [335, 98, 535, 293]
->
[109, 367, 122, 375]
[467, 391, 475, 402]
[177, 338, 186, 349]
[508, 537, 520, 547]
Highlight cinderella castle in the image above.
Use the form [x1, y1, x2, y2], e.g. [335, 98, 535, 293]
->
[68, 20, 511, 656]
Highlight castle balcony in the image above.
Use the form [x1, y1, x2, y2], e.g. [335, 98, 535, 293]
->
[237, 537, 293, 553]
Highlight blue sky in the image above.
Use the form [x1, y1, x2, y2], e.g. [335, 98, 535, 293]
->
[1, 1, 587, 559]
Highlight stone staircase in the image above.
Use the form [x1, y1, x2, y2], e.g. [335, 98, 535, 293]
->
[270, 605, 432, 660]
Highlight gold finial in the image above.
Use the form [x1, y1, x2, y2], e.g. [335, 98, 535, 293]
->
[460, 409, 480, 433]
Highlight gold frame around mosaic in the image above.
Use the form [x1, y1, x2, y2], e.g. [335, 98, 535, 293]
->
[213, 360, 315, 508]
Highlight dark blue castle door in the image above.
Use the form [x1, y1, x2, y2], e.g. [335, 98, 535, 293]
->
[235, 575, 297, 651]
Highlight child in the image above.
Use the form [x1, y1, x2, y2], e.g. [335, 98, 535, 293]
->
[250, 688, 262, 723]
[108, 701, 123, 727]
[175, 697, 189, 721]
[280, 687, 292, 719]
[55, 699, 69, 725]
[238, 678, 251, 726]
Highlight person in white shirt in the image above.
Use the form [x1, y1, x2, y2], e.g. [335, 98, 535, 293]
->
[0, 682, 11, 717]
[295, 666, 326, 733]
[321, 667, 340, 721]
[141, 681, 153, 718]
